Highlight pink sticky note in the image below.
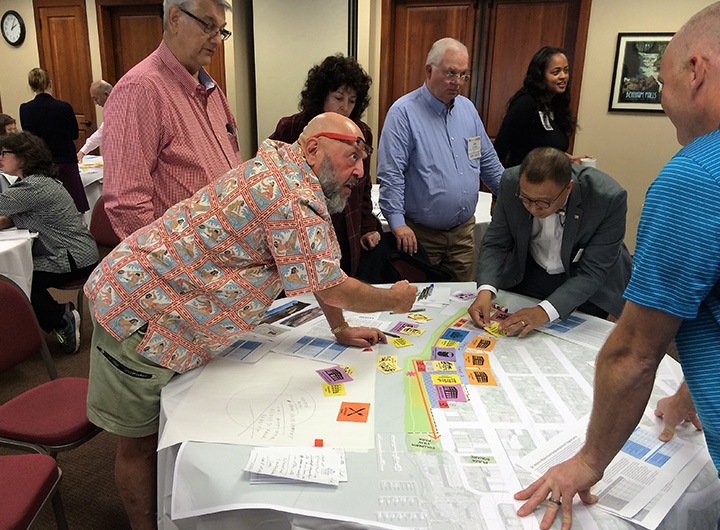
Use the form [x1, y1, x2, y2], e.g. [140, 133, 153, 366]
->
[316, 366, 353, 384]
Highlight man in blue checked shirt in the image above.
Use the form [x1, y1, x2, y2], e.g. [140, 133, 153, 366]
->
[377, 37, 503, 282]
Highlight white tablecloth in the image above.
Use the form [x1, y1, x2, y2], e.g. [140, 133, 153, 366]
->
[79, 155, 103, 225]
[0, 236, 34, 297]
[157, 287, 720, 530]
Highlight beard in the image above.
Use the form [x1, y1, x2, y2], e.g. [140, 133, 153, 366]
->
[316, 155, 358, 214]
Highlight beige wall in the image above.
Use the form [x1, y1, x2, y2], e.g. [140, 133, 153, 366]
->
[572, 0, 715, 251]
[0, 1, 40, 121]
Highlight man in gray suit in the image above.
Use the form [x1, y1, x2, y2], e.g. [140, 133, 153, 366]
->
[469, 147, 631, 336]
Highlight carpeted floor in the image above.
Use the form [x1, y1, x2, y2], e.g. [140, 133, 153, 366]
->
[0, 288, 131, 530]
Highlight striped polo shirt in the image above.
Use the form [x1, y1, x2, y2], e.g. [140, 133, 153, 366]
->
[624, 126, 720, 473]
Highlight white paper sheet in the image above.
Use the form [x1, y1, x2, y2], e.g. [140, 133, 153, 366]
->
[158, 353, 377, 451]
[245, 446, 347, 486]
[518, 413, 705, 527]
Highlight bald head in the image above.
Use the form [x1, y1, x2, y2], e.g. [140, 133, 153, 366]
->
[296, 112, 366, 215]
[658, 2, 720, 145]
[90, 80, 112, 107]
[673, 2, 720, 58]
[299, 112, 364, 147]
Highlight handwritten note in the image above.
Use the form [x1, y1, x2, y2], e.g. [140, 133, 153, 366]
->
[244, 446, 347, 486]
[322, 383, 347, 396]
[389, 336, 413, 348]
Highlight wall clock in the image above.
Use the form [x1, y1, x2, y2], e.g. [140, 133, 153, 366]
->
[1, 10, 26, 47]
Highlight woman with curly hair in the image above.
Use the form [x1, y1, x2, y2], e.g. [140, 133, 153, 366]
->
[494, 46, 578, 168]
[0, 132, 98, 353]
[270, 54, 380, 277]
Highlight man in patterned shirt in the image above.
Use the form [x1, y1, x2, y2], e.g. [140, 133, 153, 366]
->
[515, 4, 720, 529]
[84, 112, 417, 530]
[102, 0, 241, 239]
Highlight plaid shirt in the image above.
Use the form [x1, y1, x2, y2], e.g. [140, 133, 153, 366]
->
[270, 112, 378, 275]
[85, 141, 346, 373]
[103, 41, 241, 239]
[0, 175, 98, 273]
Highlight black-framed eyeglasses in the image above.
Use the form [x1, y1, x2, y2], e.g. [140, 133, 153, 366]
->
[515, 182, 569, 210]
[180, 8, 231, 41]
[440, 68, 471, 83]
[0, 150, 14, 157]
[309, 132, 374, 157]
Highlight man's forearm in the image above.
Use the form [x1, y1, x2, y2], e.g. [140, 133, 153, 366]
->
[581, 303, 681, 471]
[315, 277, 412, 314]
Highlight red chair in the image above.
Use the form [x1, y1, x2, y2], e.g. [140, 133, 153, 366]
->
[0, 454, 68, 530]
[0, 275, 101, 457]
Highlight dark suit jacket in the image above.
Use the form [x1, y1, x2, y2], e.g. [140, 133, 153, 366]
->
[20, 93, 79, 164]
[269, 112, 379, 276]
[478, 165, 632, 319]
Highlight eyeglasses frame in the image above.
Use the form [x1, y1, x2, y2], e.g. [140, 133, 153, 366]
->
[515, 182, 570, 210]
[308, 132, 374, 157]
[179, 7, 231, 41]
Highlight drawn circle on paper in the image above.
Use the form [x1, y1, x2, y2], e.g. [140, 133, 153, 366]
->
[225, 383, 316, 440]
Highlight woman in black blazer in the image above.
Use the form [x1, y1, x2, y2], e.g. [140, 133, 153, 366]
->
[20, 68, 89, 213]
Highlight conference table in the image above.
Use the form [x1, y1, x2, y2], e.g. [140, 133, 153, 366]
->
[157, 285, 720, 530]
[0, 231, 34, 297]
[79, 155, 104, 225]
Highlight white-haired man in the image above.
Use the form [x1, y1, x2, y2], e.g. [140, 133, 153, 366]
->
[515, 4, 720, 529]
[377, 37, 504, 281]
[85, 113, 417, 530]
[77, 80, 112, 162]
[103, 0, 241, 239]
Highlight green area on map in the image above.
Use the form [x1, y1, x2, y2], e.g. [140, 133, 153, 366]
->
[402, 308, 468, 435]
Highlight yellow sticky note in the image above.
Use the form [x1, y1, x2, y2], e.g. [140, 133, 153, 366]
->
[399, 326, 425, 336]
[389, 336, 413, 348]
[467, 336, 497, 352]
[431, 373, 461, 385]
[483, 322, 507, 337]
[339, 365, 355, 376]
[322, 383, 347, 396]
[437, 339, 459, 348]
[466, 369, 497, 386]
[377, 355, 400, 373]
[464, 352, 490, 368]
[431, 361, 457, 372]
[408, 313, 433, 322]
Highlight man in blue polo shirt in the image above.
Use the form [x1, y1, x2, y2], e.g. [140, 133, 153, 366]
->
[377, 37, 504, 281]
[514, 3, 720, 529]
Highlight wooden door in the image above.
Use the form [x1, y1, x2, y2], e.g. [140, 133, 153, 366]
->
[479, 0, 591, 140]
[379, 0, 591, 147]
[379, 0, 480, 131]
[97, 0, 226, 92]
[34, 0, 96, 150]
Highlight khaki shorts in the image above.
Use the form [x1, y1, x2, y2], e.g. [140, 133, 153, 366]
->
[86, 305, 175, 438]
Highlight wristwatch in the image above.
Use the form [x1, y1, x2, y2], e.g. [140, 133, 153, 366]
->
[331, 321, 350, 335]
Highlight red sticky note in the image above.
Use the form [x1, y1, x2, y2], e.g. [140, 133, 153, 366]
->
[337, 402, 371, 423]
[314, 439, 323, 447]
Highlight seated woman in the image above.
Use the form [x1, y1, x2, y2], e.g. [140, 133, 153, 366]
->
[493, 46, 578, 168]
[0, 132, 98, 353]
[270, 54, 380, 277]
[0, 114, 17, 135]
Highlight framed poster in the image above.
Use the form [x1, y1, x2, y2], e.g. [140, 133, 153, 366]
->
[608, 33, 673, 112]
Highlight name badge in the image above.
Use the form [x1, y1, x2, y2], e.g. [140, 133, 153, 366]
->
[468, 136, 483, 160]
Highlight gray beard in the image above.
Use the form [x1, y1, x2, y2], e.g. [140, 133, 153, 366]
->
[316, 155, 357, 214]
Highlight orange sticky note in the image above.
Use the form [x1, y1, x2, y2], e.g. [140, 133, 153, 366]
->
[467, 336, 497, 352]
[337, 402, 371, 423]
[464, 352, 490, 368]
[466, 369, 497, 386]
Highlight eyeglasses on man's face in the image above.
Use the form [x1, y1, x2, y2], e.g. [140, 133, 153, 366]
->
[515, 182, 569, 210]
[180, 8, 231, 41]
[309, 132, 374, 157]
[0, 150, 14, 157]
[439, 68, 471, 83]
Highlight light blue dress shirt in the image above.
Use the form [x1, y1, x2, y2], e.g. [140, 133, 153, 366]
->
[377, 83, 503, 231]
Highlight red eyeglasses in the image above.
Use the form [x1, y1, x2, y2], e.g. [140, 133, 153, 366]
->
[309, 132, 373, 157]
